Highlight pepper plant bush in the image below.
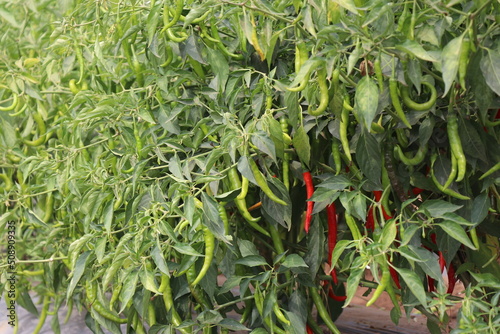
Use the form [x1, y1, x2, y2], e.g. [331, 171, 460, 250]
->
[1, 0, 500, 333]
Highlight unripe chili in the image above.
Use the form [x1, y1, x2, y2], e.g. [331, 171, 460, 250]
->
[308, 67, 329, 116]
[447, 112, 466, 182]
[394, 144, 427, 166]
[227, 167, 270, 237]
[190, 224, 214, 286]
[401, 81, 437, 111]
[0, 93, 19, 111]
[389, 78, 412, 128]
[249, 158, 287, 206]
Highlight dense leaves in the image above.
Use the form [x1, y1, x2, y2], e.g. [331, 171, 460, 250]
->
[1, 0, 500, 333]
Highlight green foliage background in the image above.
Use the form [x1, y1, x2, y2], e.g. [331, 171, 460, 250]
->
[1, 0, 500, 333]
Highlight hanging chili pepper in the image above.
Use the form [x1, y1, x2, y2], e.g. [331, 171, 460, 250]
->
[326, 203, 338, 283]
[447, 263, 457, 294]
[303, 171, 315, 233]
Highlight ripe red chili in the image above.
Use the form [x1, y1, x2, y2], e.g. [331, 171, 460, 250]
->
[389, 265, 401, 290]
[306, 325, 314, 334]
[328, 287, 347, 302]
[303, 171, 314, 233]
[447, 263, 457, 294]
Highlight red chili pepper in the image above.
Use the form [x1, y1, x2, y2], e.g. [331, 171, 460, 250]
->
[326, 203, 338, 284]
[373, 190, 392, 220]
[389, 264, 401, 290]
[412, 187, 424, 195]
[306, 324, 314, 334]
[303, 171, 315, 233]
[366, 204, 375, 232]
[427, 276, 435, 293]
[447, 263, 456, 294]
[328, 286, 347, 302]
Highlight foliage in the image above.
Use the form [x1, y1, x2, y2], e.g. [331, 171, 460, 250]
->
[1, 0, 500, 333]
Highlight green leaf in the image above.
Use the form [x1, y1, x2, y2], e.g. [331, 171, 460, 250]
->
[356, 132, 382, 187]
[251, 131, 276, 163]
[439, 220, 477, 249]
[330, 240, 353, 268]
[282, 254, 309, 268]
[219, 318, 250, 331]
[317, 175, 353, 191]
[207, 49, 229, 93]
[395, 40, 438, 62]
[332, 0, 359, 15]
[407, 245, 442, 281]
[378, 219, 397, 251]
[151, 244, 169, 275]
[197, 310, 223, 325]
[419, 200, 462, 217]
[66, 251, 92, 299]
[238, 239, 260, 257]
[293, 125, 311, 167]
[345, 267, 364, 306]
[440, 34, 464, 96]
[140, 267, 160, 294]
[469, 272, 500, 289]
[235, 255, 268, 267]
[172, 243, 203, 257]
[355, 76, 379, 131]
[471, 192, 489, 226]
[458, 119, 487, 163]
[288, 59, 322, 87]
[119, 270, 139, 313]
[480, 48, 500, 96]
[102, 200, 114, 234]
[396, 268, 427, 307]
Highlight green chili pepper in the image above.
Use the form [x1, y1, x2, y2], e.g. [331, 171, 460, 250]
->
[308, 67, 329, 116]
[366, 257, 391, 306]
[218, 202, 230, 235]
[161, 0, 183, 32]
[160, 274, 190, 334]
[459, 37, 470, 90]
[340, 100, 352, 161]
[273, 303, 290, 326]
[430, 153, 470, 200]
[479, 161, 500, 180]
[447, 112, 466, 182]
[374, 56, 384, 92]
[227, 167, 270, 237]
[389, 78, 412, 128]
[401, 81, 437, 111]
[190, 225, 215, 286]
[331, 137, 342, 175]
[23, 111, 48, 146]
[281, 117, 291, 190]
[443, 152, 458, 189]
[86, 281, 127, 324]
[43, 192, 54, 223]
[209, 17, 244, 60]
[0, 173, 13, 192]
[0, 92, 19, 111]
[394, 144, 427, 166]
[32, 295, 50, 334]
[309, 287, 341, 334]
[248, 158, 287, 206]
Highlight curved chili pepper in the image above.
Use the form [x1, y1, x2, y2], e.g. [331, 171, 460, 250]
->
[328, 286, 347, 302]
[303, 171, 314, 233]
